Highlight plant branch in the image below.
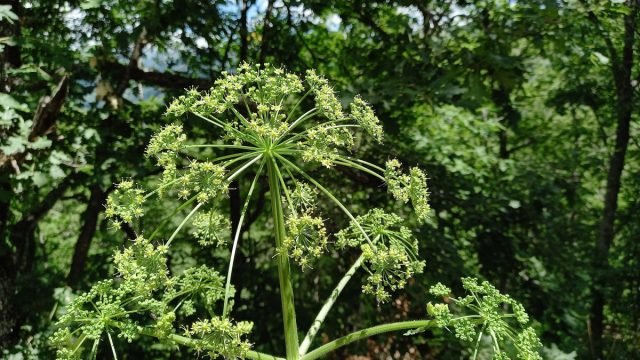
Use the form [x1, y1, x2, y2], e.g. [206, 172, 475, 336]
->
[299, 254, 364, 356]
[276, 155, 374, 247]
[223, 159, 265, 316]
[166, 202, 202, 246]
[301, 320, 436, 360]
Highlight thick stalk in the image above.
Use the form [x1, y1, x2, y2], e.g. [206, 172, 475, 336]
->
[267, 158, 299, 359]
[301, 320, 436, 360]
[299, 254, 363, 356]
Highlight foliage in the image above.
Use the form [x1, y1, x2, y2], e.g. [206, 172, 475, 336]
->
[1, 1, 639, 359]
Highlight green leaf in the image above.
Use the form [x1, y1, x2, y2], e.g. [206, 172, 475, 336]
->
[29, 137, 52, 150]
[31, 172, 49, 187]
[80, 0, 101, 10]
[0, 136, 27, 155]
[0, 93, 29, 112]
[49, 165, 66, 179]
[591, 52, 609, 65]
[0, 5, 18, 23]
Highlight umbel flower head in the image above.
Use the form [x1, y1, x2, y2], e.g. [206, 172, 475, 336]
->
[337, 209, 426, 302]
[129, 63, 428, 272]
[426, 278, 543, 360]
[282, 213, 328, 270]
[103, 63, 431, 298]
[104, 180, 144, 227]
[51, 236, 250, 359]
[60, 64, 434, 358]
[385, 159, 432, 223]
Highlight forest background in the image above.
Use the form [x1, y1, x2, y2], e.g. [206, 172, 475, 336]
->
[0, 0, 639, 359]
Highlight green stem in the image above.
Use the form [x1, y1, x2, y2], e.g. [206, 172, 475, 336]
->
[276, 155, 374, 247]
[267, 157, 300, 360]
[227, 154, 263, 181]
[472, 322, 487, 360]
[276, 107, 318, 143]
[166, 202, 202, 246]
[107, 331, 118, 360]
[185, 144, 259, 150]
[284, 88, 312, 123]
[147, 195, 197, 241]
[223, 159, 265, 316]
[144, 177, 182, 199]
[301, 320, 437, 360]
[190, 111, 225, 128]
[334, 158, 385, 182]
[299, 254, 364, 356]
[279, 119, 353, 146]
[344, 156, 386, 172]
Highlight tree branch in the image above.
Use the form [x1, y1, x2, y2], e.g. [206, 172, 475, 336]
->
[98, 60, 213, 90]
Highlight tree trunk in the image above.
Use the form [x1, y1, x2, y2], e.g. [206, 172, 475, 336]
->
[590, 4, 636, 359]
[0, 256, 16, 347]
[67, 184, 105, 286]
[0, 174, 74, 346]
[258, 0, 274, 66]
[239, 0, 248, 63]
[491, 86, 520, 160]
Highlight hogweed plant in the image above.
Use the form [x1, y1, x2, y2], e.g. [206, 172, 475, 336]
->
[51, 64, 542, 360]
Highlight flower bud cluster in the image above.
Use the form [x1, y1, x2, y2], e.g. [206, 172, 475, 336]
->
[300, 125, 354, 167]
[385, 159, 431, 222]
[350, 95, 383, 143]
[281, 181, 328, 269]
[426, 278, 542, 360]
[242, 63, 304, 105]
[166, 63, 304, 124]
[336, 209, 425, 302]
[191, 210, 230, 247]
[283, 213, 328, 270]
[185, 317, 253, 358]
[177, 160, 228, 203]
[306, 69, 344, 121]
[114, 235, 170, 296]
[52, 236, 252, 359]
[105, 180, 145, 228]
[287, 181, 317, 212]
[146, 124, 186, 181]
[160, 64, 385, 174]
[246, 115, 290, 139]
[172, 266, 226, 311]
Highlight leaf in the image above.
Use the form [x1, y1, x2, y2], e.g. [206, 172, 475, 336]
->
[49, 165, 66, 179]
[80, 0, 102, 10]
[49, 150, 72, 165]
[590, 52, 609, 65]
[0, 108, 21, 128]
[0, 93, 29, 112]
[0, 5, 18, 23]
[29, 137, 52, 150]
[0, 136, 27, 155]
[31, 172, 49, 187]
